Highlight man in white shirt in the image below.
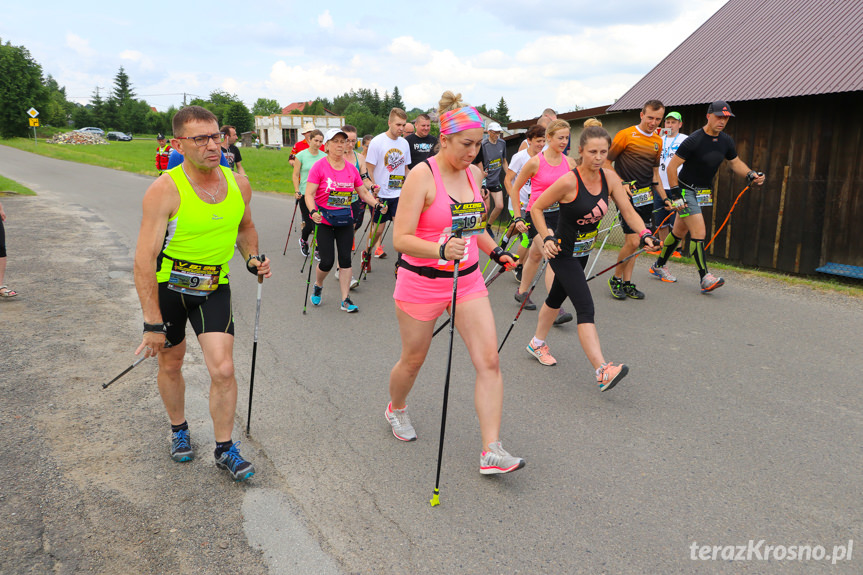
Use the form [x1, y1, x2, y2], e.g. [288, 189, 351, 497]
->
[655, 111, 687, 245]
[364, 108, 411, 264]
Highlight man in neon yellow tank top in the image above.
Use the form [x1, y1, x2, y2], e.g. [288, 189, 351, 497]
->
[133, 106, 271, 482]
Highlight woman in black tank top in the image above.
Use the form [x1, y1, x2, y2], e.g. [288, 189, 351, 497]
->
[524, 120, 660, 391]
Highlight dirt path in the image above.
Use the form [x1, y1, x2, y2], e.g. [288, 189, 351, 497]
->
[0, 192, 271, 574]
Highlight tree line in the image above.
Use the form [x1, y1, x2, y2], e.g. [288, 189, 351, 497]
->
[1, 37, 514, 140]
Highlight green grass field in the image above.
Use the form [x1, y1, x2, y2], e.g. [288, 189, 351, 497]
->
[0, 174, 36, 196]
[0, 136, 296, 194]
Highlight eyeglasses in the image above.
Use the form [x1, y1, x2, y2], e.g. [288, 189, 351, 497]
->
[176, 133, 225, 147]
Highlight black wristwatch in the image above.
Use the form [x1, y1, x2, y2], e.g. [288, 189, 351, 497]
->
[543, 235, 556, 245]
[143, 322, 166, 334]
[310, 208, 320, 216]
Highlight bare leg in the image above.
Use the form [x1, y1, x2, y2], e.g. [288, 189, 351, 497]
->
[389, 304, 436, 409]
[198, 332, 237, 443]
[157, 340, 188, 426]
[615, 233, 641, 282]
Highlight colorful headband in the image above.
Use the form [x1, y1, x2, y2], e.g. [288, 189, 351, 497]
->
[439, 106, 484, 135]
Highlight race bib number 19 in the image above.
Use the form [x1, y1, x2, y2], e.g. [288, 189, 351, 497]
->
[450, 202, 486, 236]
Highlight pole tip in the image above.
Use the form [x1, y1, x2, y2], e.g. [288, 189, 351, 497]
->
[430, 489, 440, 507]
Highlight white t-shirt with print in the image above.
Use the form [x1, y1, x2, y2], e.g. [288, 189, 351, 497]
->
[507, 149, 533, 210]
[658, 132, 688, 190]
[366, 133, 412, 199]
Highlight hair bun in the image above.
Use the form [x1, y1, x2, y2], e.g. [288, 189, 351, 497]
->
[438, 91, 465, 116]
[584, 118, 602, 128]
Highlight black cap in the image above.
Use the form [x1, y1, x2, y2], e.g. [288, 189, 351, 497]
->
[157, 133, 165, 139]
[707, 101, 735, 117]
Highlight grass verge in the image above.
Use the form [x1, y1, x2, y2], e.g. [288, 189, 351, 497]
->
[0, 137, 295, 194]
[0, 174, 36, 196]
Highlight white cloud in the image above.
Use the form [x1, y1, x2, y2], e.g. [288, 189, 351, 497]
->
[265, 61, 364, 102]
[318, 10, 333, 30]
[387, 36, 431, 60]
[65, 33, 97, 59]
[119, 50, 156, 72]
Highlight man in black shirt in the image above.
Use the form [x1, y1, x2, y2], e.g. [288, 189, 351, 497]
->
[405, 114, 437, 170]
[220, 125, 246, 176]
[651, 101, 765, 293]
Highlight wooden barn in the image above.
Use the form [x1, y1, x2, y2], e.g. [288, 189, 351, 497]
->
[603, 0, 863, 277]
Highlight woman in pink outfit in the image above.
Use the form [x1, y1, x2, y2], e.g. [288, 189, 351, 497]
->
[385, 90, 524, 476]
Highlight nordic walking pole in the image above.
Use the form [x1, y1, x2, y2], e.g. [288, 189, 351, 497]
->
[246, 259, 265, 434]
[353, 218, 372, 260]
[430, 229, 463, 507]
[300, 222, 316, 274]
[433, 255, 516, 338]
[498, 258, 548, 353]
[102, 342, 173, 389]
[359, 209, 385, 282]
[283, 200, 300, 255]
[585, 207, 620, 278]
[585, 247, 648, 282]
[302, 226, 318, 314]
[102, 355, 149, 389]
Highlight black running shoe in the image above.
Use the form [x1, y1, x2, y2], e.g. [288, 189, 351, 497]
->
[608, 276, 626, 300]
[622, 282, 645, 300]
[514, 289, 537, 310]
[171, 429, 194, 462]
[513, 264, 523, 282]
[215, 442, 255, 481]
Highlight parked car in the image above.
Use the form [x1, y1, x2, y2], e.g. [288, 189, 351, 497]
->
[107, 131, 132, 141]
[76, 127, 105, 136]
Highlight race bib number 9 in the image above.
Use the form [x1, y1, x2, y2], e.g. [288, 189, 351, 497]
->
[167, 260, 221, 295]
[632, 186, 654, 208]
[572, 230, 598, 256]
[451, 202, 486, 236]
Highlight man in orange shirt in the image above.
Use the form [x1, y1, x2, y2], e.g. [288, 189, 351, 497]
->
[604, 100, 664, 300]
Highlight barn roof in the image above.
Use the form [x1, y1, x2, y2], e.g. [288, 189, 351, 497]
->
[608, 0, 863, 111]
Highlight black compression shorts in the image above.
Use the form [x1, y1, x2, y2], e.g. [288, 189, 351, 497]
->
[158, 282, 234, 346]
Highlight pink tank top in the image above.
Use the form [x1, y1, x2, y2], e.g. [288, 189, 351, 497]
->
[393, 157, 485, 302]
[527, 151, 570, 210]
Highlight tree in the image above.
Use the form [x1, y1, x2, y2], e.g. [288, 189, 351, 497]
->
[43, 75, 74, 127]
[475, 103, 491, 118]
[391, 86, 405, 111]
[494, 97, 511, 125]
[111, 66, 135, 103]
[251, 98, 281, 116]
[71, 104, 94, 129]
[223, 101, 254, 133]
[89, 87, 107, 128]
[0, 38, 49, 138]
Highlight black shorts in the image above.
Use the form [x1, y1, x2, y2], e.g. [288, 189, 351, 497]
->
[621, 202, 653, 234]
[158, 282, 234, 346]
[485, 184, 504, 195]
[0, 217, 5, 258]
[373, 197, 399, 224]
[526, 210, 560, 241]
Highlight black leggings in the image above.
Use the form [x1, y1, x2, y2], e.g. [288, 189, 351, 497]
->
[546, 255, 594, 324]
[298, 198, 314, 242]
[316, 224, 353, 272]
[0, 217, 6, 258]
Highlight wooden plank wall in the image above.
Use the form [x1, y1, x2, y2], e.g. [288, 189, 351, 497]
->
[668, 92, 863, 275]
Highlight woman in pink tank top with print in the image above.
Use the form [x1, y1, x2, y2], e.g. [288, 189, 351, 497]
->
[385, 90, 525, 477]
[508, 120, 578, 321]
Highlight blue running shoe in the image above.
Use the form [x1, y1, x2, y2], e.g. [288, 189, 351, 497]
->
[215, 442, 255, 481]
[341, 297, 358, 313]
[310, 284, 322, 306]
[171, 428, 194, 462]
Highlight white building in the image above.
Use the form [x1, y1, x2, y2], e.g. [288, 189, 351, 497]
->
[254, 114, 345, 148]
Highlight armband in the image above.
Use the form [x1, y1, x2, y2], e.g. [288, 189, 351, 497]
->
[143, 322, 166, 334]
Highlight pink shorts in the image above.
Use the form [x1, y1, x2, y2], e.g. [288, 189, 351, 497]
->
[395, 290, 487, 322]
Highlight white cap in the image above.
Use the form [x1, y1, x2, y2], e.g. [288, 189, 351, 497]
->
[323, 127, 348, 145]
[300, 122, 316, 134]
[487, 122, 503, 132]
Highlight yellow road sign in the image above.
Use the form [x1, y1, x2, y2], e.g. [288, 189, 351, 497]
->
[27, 107, 39, 118]
[29, 118, 40, 127]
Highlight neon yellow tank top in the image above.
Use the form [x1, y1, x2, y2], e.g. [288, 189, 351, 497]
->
[156, 165, 245, 284]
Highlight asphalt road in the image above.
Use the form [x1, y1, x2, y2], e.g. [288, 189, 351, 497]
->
[2, 146, 861, 574]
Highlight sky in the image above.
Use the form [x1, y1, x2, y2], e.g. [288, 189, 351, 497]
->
[1, 0, 728, 121]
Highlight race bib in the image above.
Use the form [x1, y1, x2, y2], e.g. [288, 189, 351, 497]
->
[327, 189, 353, 207]
[451, 202, 486, 237]
[696, 188, 713, 206]
[572, 230, 598, 256]
[167, 260, 221, 295]
[351, 191, 359, 203]
[544, 201, 560, 213]
[388, 174, 405, 189]
[632, 186, 654, 208]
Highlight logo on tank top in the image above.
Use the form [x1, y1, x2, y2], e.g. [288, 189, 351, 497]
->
[576, 199, 608, 226]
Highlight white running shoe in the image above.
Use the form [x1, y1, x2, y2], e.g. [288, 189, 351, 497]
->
[385, 402, 417, 441]
[480, 441, 525, 475]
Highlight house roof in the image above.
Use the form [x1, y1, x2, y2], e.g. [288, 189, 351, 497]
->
[608, 0, 863, 111]
[281, 101, 313, 114]
[508, 105, 612, 130]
